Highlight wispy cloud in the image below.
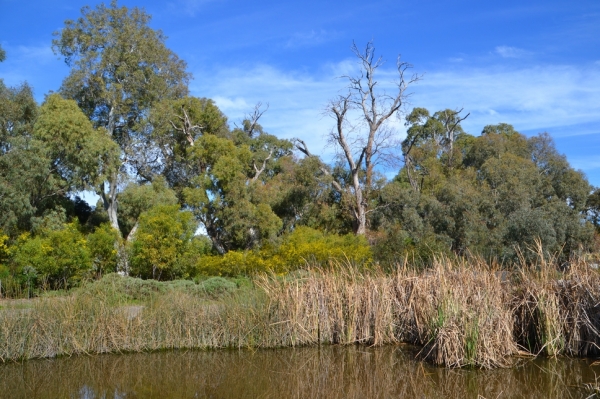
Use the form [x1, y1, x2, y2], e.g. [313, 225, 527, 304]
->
[15, 44, 54, 62]
[494, 45, 529, 58]
[190, 59, 600, 177]
[568, 155, 600, 172]
[285, 29, 338, 48]
[0, 43, 66, 94]
[191, 63, 340, 158]
[416, 64, 600, 135]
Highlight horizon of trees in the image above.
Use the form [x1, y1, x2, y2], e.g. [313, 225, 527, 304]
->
[0, 1, 598, 292]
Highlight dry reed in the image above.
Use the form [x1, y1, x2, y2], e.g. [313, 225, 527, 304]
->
[1, 250, 600, 369]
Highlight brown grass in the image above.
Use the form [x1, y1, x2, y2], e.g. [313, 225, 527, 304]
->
[256, 258, 517, 368]
[1, 249, 600, 369]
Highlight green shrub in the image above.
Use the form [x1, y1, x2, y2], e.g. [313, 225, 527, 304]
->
[198, 277, 237, 298]
[11, 223, 91, 289]
[76, 273, 241, 303]
[87, 223, 120, 277]
[129, 205, 196, 280]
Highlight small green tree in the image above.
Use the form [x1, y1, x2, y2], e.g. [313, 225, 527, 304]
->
[130, 205, 196, 280]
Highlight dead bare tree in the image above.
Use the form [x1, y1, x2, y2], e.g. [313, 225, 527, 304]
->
[243, 102, 269, 138]
[303, 41, 419, 235]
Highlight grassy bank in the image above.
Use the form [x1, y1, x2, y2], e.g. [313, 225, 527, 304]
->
[2, 254, 600, 368]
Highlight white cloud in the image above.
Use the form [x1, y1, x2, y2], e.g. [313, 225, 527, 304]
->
[495, 45, 529, 58]
[0, 43, 69, 97]
[15, 44, 54, 61]
[189, 59, 600, 175]
[191, 63, 340, 159]
[415, 65, 600, 136]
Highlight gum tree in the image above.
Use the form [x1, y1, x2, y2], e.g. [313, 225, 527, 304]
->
[298, 41, 419, 235]
[52, 0, 189, 233]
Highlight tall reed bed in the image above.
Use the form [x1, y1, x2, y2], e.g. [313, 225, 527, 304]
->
[257, 259, 516, 368]
[1, 254, 600, 368]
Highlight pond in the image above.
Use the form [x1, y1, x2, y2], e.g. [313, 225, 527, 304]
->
[0, 345, 598, 398]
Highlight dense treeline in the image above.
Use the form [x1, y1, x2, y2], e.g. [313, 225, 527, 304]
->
[0, 2, 598, 295]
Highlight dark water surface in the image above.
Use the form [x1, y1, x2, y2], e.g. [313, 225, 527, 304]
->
[1, 346, 598, 399]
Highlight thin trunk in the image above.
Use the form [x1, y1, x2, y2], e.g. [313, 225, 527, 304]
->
[101, 106, 129, 275]
[205, 222, 226, 255]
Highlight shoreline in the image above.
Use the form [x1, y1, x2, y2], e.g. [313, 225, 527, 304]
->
[2, 257, 600, 368]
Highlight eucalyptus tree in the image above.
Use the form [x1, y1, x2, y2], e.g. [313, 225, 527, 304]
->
[402, 107, 470, 191]
[52, 0, 189, 233]
[298, 41, 419, 235]
[0, 82, 117, 235]
[384, 119, 594, 263]
[0, 81, 39, 233]
[588, 188, 600, 231]
[148, 97, 291, 253]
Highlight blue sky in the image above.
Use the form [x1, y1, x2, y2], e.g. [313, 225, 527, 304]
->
[1, 0, 599, 186]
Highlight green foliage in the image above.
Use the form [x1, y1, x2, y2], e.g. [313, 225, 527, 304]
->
[34, 94, 120, 190]
[371, 224, 452, 267]
[389, 115, 594, 264]
[76, 273, 240, 303]
[87, 223, 120, 277]
[197, 276, 238, 298]
[53, 0, 190, 235]
[117, 177, 179, 238]
[0, 81, 42, 234]
[54, 1, 189, 120]
[183, 133, 284, 252]
[588, 188, 600, 231]
[129, 205, 196, 280]
[11, 223, 91, 289]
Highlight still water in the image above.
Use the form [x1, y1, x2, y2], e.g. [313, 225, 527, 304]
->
[0, 345, 598, 399]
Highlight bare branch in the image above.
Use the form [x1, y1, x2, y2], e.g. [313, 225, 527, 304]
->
[293, 138, 343, 193]
[245, 102, 269, 138]
[168, 104, 203, 147]
[251, 150, 273, 182]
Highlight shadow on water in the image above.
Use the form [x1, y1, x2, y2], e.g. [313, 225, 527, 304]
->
[0, 345, 598, 399]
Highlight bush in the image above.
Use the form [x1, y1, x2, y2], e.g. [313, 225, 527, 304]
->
[198, 277, 238, 298]
[129, 205, 196, 280]
[195, 227, 373, 276]
[87, 223, 120, 277]
[11, 223, 91, 289]
[76, 273, 240, 303]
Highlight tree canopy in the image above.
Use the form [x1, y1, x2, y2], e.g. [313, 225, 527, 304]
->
[0, 3, 596, 292]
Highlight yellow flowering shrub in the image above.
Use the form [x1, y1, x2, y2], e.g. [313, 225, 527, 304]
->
[196, 227, 372, 276]
[12, 223, 91, 289]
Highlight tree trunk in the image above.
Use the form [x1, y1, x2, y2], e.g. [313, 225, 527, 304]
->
[104, 176, 120, 231]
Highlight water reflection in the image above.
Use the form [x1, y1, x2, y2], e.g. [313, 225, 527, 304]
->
[0, 346, 597, 399]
